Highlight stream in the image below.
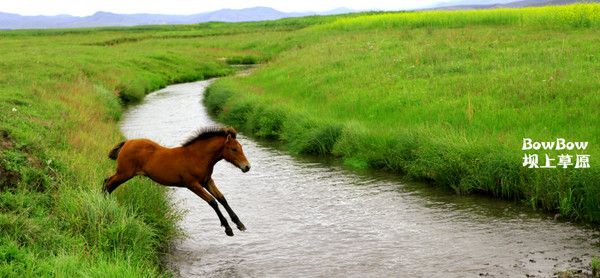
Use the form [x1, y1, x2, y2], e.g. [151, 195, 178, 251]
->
[120, 80, 599, 278]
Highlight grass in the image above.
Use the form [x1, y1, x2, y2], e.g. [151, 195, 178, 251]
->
[0, 17, 341, 276]
[324, 3, 600, 29]
[205, 4, 600, 222]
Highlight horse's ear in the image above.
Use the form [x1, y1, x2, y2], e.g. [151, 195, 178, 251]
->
[226, 134, 232, 142]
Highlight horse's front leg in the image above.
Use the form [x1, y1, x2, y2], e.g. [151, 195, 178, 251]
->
[188, 181, 234, 236]
[206, 178, 246, 231]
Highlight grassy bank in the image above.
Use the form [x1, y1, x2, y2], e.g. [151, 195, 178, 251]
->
[205, 4, 600, 222]
[0, 18, 340, 275]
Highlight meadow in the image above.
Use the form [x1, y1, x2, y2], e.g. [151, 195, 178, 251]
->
[0, 17, 338, 276]
[1, 3, 599, 276]
[205, 4, 600, 222]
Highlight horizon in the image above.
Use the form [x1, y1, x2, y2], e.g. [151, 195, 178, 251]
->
[0, 0, 471, 17]
[1, 6, 361, 17]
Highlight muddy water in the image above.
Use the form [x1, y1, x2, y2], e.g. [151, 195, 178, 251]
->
[120, 80, 599, 278]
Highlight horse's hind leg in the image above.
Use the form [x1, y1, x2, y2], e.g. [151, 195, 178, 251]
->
[103, 170, 134, 194]
[206, 179, 245, 231]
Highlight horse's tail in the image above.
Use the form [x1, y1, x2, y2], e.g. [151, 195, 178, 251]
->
[108, 141, 126, 160]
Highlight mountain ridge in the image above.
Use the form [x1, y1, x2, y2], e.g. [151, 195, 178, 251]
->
[0, 6, 327, 29]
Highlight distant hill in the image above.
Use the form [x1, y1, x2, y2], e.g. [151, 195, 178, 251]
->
[0, 7, 352, 30]
[431, 0, 599, 10]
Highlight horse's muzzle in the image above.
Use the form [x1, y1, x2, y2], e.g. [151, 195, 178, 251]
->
[241, 164, 251, 173]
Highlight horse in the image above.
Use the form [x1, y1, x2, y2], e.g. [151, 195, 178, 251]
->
[103, 126, 250, 236]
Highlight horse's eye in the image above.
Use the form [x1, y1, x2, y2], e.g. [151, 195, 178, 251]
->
[232, 148, 238, 152]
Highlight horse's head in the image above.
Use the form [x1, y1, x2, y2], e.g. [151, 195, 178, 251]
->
[222, 130, 250, 173]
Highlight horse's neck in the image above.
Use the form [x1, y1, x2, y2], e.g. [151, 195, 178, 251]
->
[186, 137, 224, 167]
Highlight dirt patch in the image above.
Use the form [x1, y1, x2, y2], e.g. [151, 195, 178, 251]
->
[0, 165, 20, 191]
[0, 130, 14, 150]
[0, 130, 21, 190]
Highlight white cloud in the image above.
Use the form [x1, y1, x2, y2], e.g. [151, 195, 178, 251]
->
[0, 0, 442, 16]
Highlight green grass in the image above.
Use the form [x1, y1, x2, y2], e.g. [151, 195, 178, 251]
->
[205, 4, 600, 222]
[324, 3, 600, 29]
[0, 18, 337, 276]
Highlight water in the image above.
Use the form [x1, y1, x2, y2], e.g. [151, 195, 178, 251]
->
[120, 80, 599, 278]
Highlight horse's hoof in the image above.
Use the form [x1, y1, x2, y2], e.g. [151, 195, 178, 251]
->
[237, 223, 246, 231]
[225, 227, 234, 237]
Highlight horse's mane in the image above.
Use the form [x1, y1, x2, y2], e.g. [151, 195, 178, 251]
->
[181, 126, 237, 147]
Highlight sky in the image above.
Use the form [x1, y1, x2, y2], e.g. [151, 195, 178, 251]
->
[0, 0, 449, 16]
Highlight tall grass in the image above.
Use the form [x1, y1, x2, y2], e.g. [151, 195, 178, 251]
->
[206, 4, 600, 222]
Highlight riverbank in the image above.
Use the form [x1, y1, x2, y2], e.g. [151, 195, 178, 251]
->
[0, 19, 332, 275]
[122, 81, 599, 277]
[204, 4, 600, 223]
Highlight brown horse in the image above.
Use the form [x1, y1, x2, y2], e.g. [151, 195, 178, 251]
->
[103, 126, 250, 236]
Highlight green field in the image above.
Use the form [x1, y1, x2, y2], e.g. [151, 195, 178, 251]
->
[0, 4, 599, 276]
[205, 4, 600, 222]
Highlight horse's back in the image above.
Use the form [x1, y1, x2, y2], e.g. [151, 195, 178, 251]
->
[120, 139, 190, 185]
[118, 139, 165, 165]
[125, 138, 162, 149]
[123, 138, 162, 151]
